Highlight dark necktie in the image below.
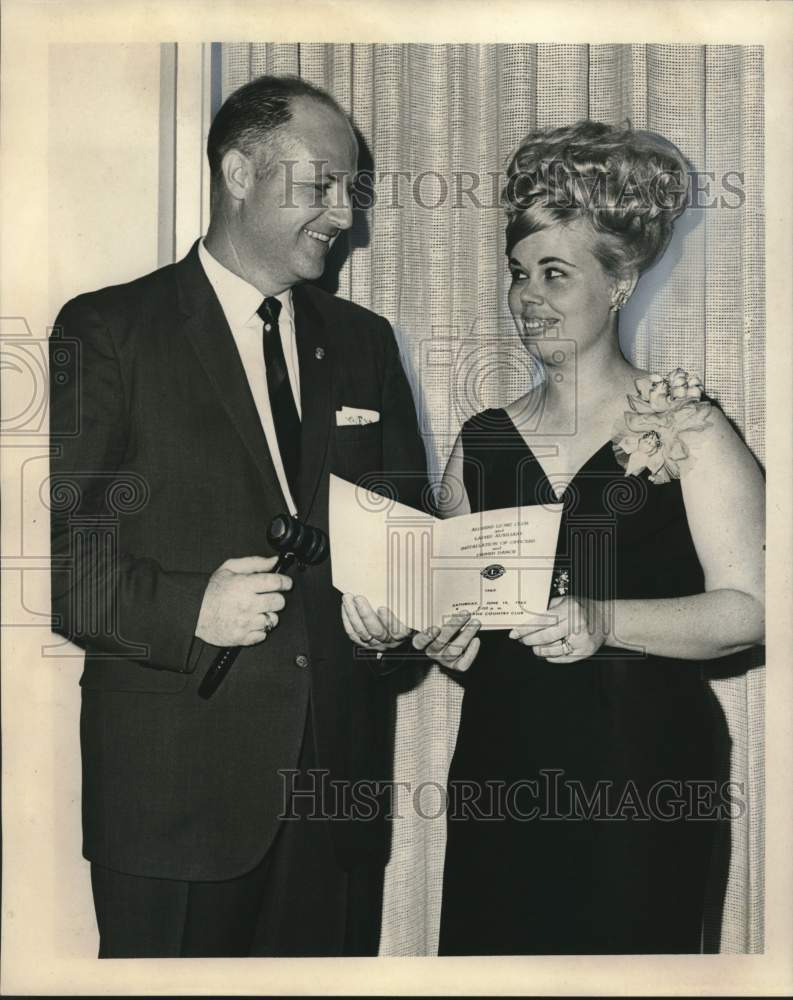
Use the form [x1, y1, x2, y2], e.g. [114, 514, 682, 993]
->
[257, 297, 301, 503]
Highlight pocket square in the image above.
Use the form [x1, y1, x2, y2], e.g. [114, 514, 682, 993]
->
[336, 406, 380, 426]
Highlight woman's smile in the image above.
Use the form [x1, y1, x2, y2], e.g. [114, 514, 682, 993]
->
[520, 315, 561, 335]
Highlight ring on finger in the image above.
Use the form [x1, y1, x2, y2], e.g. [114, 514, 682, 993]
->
[560, 637, 573, 656]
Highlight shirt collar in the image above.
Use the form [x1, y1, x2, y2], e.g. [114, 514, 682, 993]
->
[198, 238, 293, 328]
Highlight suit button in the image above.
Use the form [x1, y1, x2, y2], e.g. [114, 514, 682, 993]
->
[295, 655, 310, 669]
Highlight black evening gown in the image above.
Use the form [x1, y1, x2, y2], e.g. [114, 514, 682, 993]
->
[437, 408, 735, 955]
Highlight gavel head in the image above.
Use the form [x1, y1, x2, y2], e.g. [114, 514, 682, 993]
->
[267, 514, 328, 566]
[300, 524, 329, 565]
[268, 514, 304, 554]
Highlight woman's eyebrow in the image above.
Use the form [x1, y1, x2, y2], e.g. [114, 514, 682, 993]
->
[507, 256, 578, 268]
[538, 256, 576, 267]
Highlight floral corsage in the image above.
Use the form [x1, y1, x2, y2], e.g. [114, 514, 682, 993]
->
[612, 368, 711, 484]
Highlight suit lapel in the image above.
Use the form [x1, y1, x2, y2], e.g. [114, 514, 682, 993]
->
[175, 242, 288, 512]
[293, 284, 332, 520]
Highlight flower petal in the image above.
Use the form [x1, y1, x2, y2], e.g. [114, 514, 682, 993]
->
[675, 401, 711, 431]
[624, 412, 645, 432]
[626, 410, 672, 433]
[616, 434, 640, 454]
[626, 451, 650, 476]
[649, 466, 672, 485]
[666, 437, 688, 461]
[628, 395, 655, 414]
[648, 378, 672, 411]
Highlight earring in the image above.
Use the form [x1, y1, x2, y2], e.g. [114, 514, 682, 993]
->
[611, 291, 628, 312]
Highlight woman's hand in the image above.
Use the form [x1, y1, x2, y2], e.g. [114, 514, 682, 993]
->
[341, 594, 412, 652]
[508, 596, 606, 663]
[412, 611, 481, 673]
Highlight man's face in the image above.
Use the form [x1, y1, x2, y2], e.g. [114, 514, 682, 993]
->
[236, 97, 358, 292]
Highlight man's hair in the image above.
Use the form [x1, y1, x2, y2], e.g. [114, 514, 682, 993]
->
[502, 120, 691, 277]
[207, 74, 346, 197]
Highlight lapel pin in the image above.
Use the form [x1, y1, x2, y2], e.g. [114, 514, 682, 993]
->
[314, 347, 325, 360]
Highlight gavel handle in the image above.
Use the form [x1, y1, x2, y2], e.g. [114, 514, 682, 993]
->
[197, 552, 294, 700]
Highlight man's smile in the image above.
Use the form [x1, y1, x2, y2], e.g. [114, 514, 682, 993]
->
[303, 226, 333, 244]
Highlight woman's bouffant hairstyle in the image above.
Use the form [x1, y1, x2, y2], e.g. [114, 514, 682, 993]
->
[503, 120, 691, 276]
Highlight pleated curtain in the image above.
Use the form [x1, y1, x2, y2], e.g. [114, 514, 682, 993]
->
[220, 42, 765, 955]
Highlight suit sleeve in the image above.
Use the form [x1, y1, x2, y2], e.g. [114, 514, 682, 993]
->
[361, 318, 431, 675]
[378, 317, 430, 511]
[49, 296, 209, 673]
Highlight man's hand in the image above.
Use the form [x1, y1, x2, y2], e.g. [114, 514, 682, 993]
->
[195, 556, 293, 647]
[412, 611, 481, 673]
[341, 594, 412, 651]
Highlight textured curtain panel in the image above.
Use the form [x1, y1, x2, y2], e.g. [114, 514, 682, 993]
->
[220, 42, 765, 955]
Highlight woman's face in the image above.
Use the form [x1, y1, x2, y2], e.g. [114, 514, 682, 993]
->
[507, 219, 620, 355]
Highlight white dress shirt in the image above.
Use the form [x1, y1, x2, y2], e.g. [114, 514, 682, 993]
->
[198, 239, 301, 515]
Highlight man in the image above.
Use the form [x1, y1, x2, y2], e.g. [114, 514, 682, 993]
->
[49, 74, 429, 958]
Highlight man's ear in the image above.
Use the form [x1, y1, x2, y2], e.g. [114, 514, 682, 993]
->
[220, 148, 254, 202]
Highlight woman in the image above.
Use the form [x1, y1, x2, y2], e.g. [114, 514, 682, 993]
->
[342, 120, 764, 954]
[430, 121, 765, 955]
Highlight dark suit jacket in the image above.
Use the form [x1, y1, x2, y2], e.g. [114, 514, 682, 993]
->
[49, 241, 427, 881]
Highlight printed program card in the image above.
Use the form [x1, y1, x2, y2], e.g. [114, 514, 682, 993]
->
[329, 474, 564, 631]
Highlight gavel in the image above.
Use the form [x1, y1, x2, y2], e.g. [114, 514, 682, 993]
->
[197, 514, 329, 699]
